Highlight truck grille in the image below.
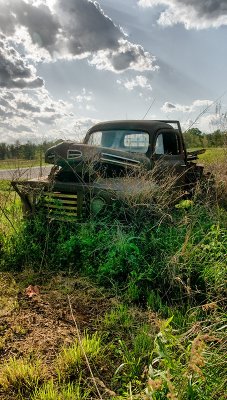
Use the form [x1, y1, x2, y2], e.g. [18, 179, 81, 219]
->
[42, 192, 84, 222]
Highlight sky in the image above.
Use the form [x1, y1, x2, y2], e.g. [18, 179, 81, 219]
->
[0, 0, 227, 144]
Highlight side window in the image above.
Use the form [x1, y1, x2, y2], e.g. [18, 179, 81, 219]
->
[87, 131, 102, 146]
[154, 134, 164, 154]
[155, 131, 180, 155]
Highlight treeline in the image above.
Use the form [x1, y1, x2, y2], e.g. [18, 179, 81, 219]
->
[183, 128, 226, 149]
[0, 129, 226, 160]
[0, 140, 61, 160]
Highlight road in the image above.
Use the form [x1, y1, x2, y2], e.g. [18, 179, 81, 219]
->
[0, 166, 52, 180]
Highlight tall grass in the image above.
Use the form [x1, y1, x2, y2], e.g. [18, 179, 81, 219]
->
[0, 156, 226, 399]
[1, 186, 226, 307]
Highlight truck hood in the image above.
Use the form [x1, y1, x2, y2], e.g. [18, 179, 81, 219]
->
[45, 142, 151, 178]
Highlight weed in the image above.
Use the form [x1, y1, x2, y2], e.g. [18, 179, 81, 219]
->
[56, 332, 101, 381]
[0, 357, 47, 394]
[32, 380, 90, 400]
[103, 304, 135, 332]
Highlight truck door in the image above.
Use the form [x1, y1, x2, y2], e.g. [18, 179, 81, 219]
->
[152, 129, 187, 183]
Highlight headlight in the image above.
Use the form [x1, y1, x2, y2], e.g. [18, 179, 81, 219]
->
[90, 197, 106, 215]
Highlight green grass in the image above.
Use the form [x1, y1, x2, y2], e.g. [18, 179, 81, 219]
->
[0, 158, 47, 169]
[56, 333, 101, 380]
[198, 147, 226, 164]
[0, 157, 226, 399]
[0, 357, 47, 394]
[32, 381, 90, 400]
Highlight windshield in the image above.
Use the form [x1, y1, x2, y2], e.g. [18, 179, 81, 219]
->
[87, 129, 149, 153]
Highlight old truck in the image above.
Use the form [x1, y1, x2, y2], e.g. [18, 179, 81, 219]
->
[12, 120, 205, 221]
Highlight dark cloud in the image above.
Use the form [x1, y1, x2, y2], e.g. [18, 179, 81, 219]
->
[56, 0, 121, 55]
[55, 0, 156, 71]
[0, 0, 121, 56]
[0, 97, 10, 108]
[14, 0, 61, 52]
[0, 0, 157, 72]
[176, 0, 227, 18]
[3, 91, 15, 101]
[111, 50, 137, 71]
[45, 106, 56, 112]
[5, 77, 44, 89]
[0, 0, 60, 52]
[139, 0, 227, 28]
[17, 101, 41, 113]
[165, 102, 176, 109]
[0, 38, 44, 89]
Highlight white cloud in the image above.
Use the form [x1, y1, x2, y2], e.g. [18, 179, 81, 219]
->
[0, 86, 101, 143]
[161, 99, 213, 113]
[0, 88, 75, 142]
[182, 113, 227, 133]
[138, 0, 227, 29]
[117, 75, 152, 91]
[89, 39, 158, 73]
[74, 88, 93, 103]
[73, 88, 96, 112]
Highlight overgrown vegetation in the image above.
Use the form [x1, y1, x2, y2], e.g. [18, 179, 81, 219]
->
[183, 128, 226, 149]
[0, 150, 226, 399]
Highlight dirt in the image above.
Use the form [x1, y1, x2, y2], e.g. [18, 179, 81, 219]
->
[0, 273, 114, 365]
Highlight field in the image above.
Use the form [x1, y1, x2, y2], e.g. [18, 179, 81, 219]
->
[0, 148, 226, 400]
[0, 159, 46, 170]
[198, 147, 226, 164]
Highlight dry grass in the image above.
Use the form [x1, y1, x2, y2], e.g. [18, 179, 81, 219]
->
[204, 158, 227, 207]
[0, 273, 18, 318]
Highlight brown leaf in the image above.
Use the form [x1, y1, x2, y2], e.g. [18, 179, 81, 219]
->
[25, 285, 40, 298]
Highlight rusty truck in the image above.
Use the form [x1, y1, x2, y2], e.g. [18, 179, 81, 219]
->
[12, 120, 205, 221]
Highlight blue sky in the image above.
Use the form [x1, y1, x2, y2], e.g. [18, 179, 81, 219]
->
[0, 0, 227, 143]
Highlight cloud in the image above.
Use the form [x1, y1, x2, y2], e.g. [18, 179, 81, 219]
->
[0, 0, 60, 51]
[138, 0, 227, 29]
[71, 117, 100, 140]
[0, 88, 75, 142]
[74, 88, 93, 103]
[161, 99, 213, 113]
[0, 36, 44, 89]
[0, 0, 158, 72]
[17, 101, 41, 113]
[161, 99, 227, 132]
[55, 0, 121, 55]
[117, 75, 152, 91]
[89, 39, 158, 72]
[0, 87, 100, 143]
[182, 113, 227, 133]
[72, 88, 96, 112]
